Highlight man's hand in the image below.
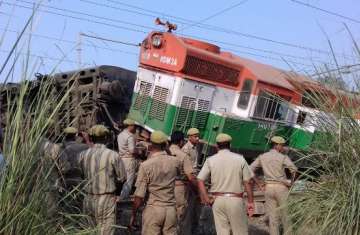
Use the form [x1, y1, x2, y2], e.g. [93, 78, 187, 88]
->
[113, 196, 121, 203]
[282, 180, 292, 188]
[202, 195, 215, 206]
[129, 214, 135, 228]
[247, 202, 255, 217]
[128, 214, 137, 231]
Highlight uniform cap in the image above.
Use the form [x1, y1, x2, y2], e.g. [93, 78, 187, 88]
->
[150, 130, 168, 144]
[64, 126, 78, 134]
[187, 128, 199, 136]
[123, 118, 135, 126]
[216, 133, 232, 143]
[88, 125, 109, 137]
[271, 136, 286, 144]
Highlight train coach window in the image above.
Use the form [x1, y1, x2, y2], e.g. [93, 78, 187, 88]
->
[237, 79, 253, 109]
[78, 76, 93, 85]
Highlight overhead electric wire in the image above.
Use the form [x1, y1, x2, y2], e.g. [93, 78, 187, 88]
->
[290, 0, 360, 24]
[182, 33, 335, 66]
[14, 0, 155, 31]
[179, 0, 249, 32]
[4, 0, 352, 70]
[101, 0, 354, 58]
[3, 1, 338, 66]
[0, 49, 91, 65]
[0, 27, 140, 56]
[7, 0, 352, 61]
[310, 63, 360, 77]
[80, 33, 140, 47]
[2, 1, 149, 34]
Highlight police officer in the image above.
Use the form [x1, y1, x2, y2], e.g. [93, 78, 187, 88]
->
[134, 129, 151, 161]
[182, 127, 201, 233]
[59, 127, 89, 194]
[250, 136, 297, 235]
[197, 133, 254, 235]
[41, 124, 62, 218]
[117, 118, 137, 199]
[131, 131, 194, 235]
[182, 128, 200, 170]
[78, 125, 126, 235]
[169, 131, 196, 235]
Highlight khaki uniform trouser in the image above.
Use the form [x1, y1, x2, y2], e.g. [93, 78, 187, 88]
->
[265, 184, 292, 235]
[212, 196, 248, 235]
[142, 204, 177, 235]
[175, 183, 192, 235]
[120, 157, 138, 199]
[83, 194, 116, 235]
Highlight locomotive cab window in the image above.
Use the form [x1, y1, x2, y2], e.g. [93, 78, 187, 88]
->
[253, 91, 291, 122]
[296, 111, 307, 124]
[237, 79, 253, 109]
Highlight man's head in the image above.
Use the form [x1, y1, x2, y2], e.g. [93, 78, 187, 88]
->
[88, 125, 109, 144]
[123, 118, 136, 133]
[271, 136, 286, 152]
[139, 129, 150, 142]
[187, 128, 200, 145]
[150, 130, 168, 151]
[216, 133, 232, 150]
[63, 126, 78, 141]
[170, 131, 185, 147]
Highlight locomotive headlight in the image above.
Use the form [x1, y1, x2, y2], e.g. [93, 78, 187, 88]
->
[152, 35, 162, 48]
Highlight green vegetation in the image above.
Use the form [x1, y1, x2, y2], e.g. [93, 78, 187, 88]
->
[288, 41, 360, 234]
[0, 7, 95, 234]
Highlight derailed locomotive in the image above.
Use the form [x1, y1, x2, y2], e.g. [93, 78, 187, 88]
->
[128, 30, 351, 158]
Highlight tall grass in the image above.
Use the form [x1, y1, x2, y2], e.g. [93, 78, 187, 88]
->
[0, 77, 68, 233]
[0, 63, 97, 235]
[0, 6, 96, 234]
[287, 43, 360, 234]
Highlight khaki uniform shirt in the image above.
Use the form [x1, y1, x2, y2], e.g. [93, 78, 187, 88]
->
[182, 141, 198, 169]
[42, 140, 61, 190]
[78, 144, 126, 194]
[59, 141, 89, 179]
[169, 144, 194, 181]
[135, 151, 192, 206]
[117, 129, 135, 157]
[43, 140, 61, 162]
[250, 149, 297, 184]
[197, 149, 252, 193]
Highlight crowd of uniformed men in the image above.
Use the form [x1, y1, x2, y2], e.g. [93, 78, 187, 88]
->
[44, 118, 298, 235]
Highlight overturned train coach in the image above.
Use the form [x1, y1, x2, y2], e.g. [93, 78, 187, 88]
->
[53, 65, 136, 133]
[0, 65, 136, 136]
[128, 31, 351, 159]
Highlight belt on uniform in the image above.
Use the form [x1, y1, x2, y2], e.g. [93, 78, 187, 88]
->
[265, 181, 286, 186]
[86, 192, 116, 196]
[211, 192, 244, 198]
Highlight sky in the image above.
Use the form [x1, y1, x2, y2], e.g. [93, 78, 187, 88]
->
[0, 0, 360, 83]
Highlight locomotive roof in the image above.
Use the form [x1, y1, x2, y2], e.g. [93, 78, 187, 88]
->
[230, 55, 315, 91]
[140, 31, 317, 92]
